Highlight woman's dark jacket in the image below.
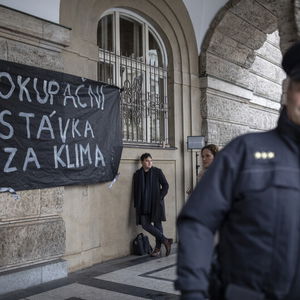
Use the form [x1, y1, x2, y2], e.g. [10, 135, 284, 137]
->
[176, 107, 300, 300]
[133, 166, 169, 225]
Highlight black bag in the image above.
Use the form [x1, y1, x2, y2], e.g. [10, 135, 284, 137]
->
[132, 233, 152, 255]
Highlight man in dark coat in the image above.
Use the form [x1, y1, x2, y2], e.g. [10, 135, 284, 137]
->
[133, 153, 173, 257]
[175, 42, 300, 300]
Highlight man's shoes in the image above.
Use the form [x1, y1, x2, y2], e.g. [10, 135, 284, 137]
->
[163, 238, 173, 256]
[150, 248, 161, 257]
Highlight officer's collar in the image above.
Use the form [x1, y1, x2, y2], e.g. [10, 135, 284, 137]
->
[277, 106, 300, 142]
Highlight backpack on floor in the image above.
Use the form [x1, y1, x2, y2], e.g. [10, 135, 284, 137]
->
[132, 233, 152, 255]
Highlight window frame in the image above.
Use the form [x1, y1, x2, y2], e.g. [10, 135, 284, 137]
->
[98, 9, 169, 147]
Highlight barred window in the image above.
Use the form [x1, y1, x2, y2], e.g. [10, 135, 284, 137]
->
[97, 10, 168, 146]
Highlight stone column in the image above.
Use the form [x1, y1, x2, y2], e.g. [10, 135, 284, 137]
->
[0, 6, 70, 294]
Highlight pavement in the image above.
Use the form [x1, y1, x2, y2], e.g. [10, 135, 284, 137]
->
[0, 245, 179, 300]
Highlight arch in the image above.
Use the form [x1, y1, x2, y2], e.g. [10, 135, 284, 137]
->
[60, 0, 200, 145]
[199, 0, 286, 146]
[98, 8, 169, 66]
[60, 0, 198, 77]
[59, 0, 200, 271]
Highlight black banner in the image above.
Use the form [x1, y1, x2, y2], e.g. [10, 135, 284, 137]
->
[0, 59, 123, 191]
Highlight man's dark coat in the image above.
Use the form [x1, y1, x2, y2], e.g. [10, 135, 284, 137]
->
[133, 166, 169, 225]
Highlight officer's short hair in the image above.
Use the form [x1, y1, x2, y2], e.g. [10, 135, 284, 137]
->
[140, 153, 152, 161]
[282, 42, 300, 81]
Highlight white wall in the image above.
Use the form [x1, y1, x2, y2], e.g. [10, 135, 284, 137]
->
[183, 0, 228, 54]
[0, 0, 60, 23]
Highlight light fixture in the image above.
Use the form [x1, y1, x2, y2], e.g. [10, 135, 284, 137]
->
[187, 136, 205, 150]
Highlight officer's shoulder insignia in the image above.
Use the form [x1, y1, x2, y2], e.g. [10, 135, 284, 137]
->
[254, 152, 261, 159]
[254, 151, 275, 160]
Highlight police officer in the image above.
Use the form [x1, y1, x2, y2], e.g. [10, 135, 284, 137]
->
[175, 42, 300, 300]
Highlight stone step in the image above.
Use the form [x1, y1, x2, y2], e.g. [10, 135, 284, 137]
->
[0, 259, 68, 295]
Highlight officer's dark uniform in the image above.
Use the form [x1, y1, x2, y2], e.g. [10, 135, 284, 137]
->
[175, 42, 300, 300]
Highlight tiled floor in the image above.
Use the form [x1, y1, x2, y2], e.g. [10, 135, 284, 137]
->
[24, 283, 145, 300]
[95, 255, 178, 295]
[0, 247, 179, 300]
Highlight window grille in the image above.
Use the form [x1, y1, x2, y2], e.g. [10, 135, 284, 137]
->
[98, 11, 169, 146]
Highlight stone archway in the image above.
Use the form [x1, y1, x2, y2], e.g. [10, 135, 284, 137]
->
[199, 0, 298, 146]
[59, 0, 199, 271]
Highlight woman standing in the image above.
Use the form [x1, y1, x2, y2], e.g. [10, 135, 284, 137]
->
[197, 144, 219, 181]
[187, 144, 219, 195]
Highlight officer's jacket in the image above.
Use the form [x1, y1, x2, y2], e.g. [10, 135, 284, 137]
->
[176, 108, 300, 300]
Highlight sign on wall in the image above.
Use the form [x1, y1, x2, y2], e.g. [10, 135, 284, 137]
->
[0, 59, 123, 191]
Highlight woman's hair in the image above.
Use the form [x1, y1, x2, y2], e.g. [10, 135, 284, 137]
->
[201, 144, 219, 157]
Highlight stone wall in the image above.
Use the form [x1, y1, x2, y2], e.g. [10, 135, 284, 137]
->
[200, 0, 284, 147]
[0, 5, 70, 273]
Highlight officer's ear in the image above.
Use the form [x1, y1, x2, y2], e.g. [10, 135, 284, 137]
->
[289, 79, 300, 94]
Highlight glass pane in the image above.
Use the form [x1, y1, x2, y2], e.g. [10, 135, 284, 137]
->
[148, 31, 163, 67]
[120, 16, 143, 59]
[98, 62, 114, 84]
[98, 14, 113, 51]
[120, 62, 145, 142]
